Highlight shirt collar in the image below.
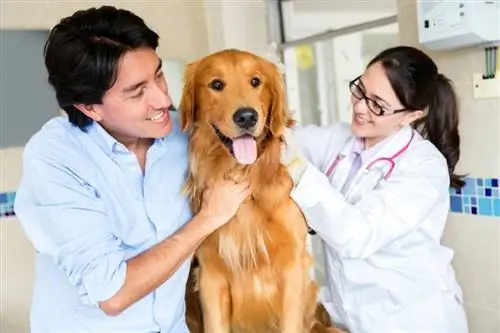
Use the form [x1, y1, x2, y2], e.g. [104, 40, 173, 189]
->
[86, 121, 166, 156]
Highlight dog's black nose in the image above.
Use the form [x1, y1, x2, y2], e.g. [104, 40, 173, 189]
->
[233, 107, 258, 130]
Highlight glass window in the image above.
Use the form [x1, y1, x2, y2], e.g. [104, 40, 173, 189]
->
[280, 0, 398, 42]
[282, 22, 400, 127]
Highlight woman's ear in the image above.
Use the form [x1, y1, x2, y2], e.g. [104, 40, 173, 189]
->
[179, 61, 199, 132]
[400, 109, 425, 127]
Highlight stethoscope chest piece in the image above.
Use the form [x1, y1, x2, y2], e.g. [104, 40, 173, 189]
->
[344, 167, 386, 204]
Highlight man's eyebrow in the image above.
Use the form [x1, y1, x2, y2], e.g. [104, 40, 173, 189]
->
[122, 59, 163, 93]
[122, 80, 146, 93]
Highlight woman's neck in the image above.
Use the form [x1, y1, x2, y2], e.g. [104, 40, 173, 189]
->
[364, 136, 383, 150]
[363, 126, 405, 150]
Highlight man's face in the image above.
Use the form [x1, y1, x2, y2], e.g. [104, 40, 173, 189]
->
[79, 47, 173, 144]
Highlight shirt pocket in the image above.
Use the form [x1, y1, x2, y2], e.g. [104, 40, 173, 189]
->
[153, 195, 193, 241]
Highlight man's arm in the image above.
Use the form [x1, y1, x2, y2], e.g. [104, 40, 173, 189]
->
[15, 149, 247, 316]
[98, 211, 217, 315]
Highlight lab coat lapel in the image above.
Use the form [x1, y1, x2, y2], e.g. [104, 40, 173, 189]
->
[364, 124, 414, 167]
[328, 136, 357, 194]
[342, 125, 414, 198]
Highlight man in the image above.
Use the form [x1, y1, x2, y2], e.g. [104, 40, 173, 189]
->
[14, 6, 249, 333]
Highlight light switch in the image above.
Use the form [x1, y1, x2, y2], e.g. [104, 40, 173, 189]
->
[473, 73, 500, 99]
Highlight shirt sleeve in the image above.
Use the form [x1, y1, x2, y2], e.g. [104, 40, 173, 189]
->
[14, 150, 126, 307]
[289, 144, 449, 259]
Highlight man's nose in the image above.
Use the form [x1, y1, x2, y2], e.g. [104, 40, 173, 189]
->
[150, 83, 171, 109]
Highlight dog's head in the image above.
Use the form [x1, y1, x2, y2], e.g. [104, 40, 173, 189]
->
[179, 49, 293, 165]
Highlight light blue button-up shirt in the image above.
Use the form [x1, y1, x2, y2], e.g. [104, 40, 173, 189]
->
[14, 111, 193, 333]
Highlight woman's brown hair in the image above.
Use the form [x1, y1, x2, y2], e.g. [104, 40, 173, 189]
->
[368, 46, 465, 189]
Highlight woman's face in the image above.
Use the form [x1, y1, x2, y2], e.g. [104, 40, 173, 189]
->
[350, 61, 423, 148]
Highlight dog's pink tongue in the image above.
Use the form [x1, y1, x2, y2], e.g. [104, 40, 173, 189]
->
[232, 135, 257, 165]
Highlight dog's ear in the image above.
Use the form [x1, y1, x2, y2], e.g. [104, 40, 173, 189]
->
[267, 61, 294, 137]
[179, 61, 199, 132]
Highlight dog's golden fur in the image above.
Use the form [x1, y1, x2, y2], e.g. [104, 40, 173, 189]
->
[179, 49, 344, 333]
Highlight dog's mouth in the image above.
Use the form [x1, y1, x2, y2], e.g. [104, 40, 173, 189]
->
[212, 125, 257, 165]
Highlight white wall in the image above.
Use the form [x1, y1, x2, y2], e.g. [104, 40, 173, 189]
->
[203, 0, 269, 54]
[1, 1, 209, 62]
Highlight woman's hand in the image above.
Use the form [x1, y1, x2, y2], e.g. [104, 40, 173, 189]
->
[280, 128, 309, 185]
[198, 180, 251, 231]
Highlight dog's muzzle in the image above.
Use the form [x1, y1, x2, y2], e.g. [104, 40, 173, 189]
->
[212, 125, 258, 165]
[211, 107, 261, 165]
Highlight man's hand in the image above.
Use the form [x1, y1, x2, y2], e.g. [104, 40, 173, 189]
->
[199, 180, 251, 231]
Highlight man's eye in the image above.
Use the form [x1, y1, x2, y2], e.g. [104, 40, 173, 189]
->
[131, 88, 145, 99]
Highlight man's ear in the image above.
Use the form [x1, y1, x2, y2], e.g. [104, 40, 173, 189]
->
[74, 104, 103, 122]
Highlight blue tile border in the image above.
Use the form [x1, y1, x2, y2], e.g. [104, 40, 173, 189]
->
[0, 191, 16, 218]
[449, 177, 500, 217]
[1, 176, 499, 219]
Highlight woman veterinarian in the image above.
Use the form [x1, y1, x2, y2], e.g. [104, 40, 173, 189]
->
[281, 46, 469, 333]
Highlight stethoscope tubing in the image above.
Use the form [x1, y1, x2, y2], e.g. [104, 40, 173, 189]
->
[325, 131, 415, 180]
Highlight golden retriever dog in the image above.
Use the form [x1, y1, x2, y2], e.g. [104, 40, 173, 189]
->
[179, 48, 344, 333]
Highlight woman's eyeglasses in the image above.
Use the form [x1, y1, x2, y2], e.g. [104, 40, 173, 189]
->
[349, 76, 408, 116]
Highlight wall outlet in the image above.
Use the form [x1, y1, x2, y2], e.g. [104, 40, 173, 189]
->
[473, 73, 500, 99]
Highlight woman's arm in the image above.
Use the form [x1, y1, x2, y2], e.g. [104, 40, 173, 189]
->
[282, 133, 449, 259]
[288, 122, 350, 170]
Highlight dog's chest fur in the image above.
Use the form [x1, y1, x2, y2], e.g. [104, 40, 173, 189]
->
[188, 135, 300, 269]
[200, 163, 296, 271]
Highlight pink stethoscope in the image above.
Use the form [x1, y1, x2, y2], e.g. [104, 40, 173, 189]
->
[325, 130, 415, 181]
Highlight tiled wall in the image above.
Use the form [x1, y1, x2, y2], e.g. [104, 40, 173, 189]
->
[450, 177, 500, 217]
[0, 191, 16, 218]
[3, 181, 499, 219]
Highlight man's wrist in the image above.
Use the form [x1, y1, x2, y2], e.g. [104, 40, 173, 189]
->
[190, 209, 223, 237]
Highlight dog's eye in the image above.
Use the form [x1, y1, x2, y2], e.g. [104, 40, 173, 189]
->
[250, 77, 261, 88]
[209, 79, 225, 91]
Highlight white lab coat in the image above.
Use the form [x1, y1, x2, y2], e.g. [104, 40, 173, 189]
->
[290, 122, 469, 333]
